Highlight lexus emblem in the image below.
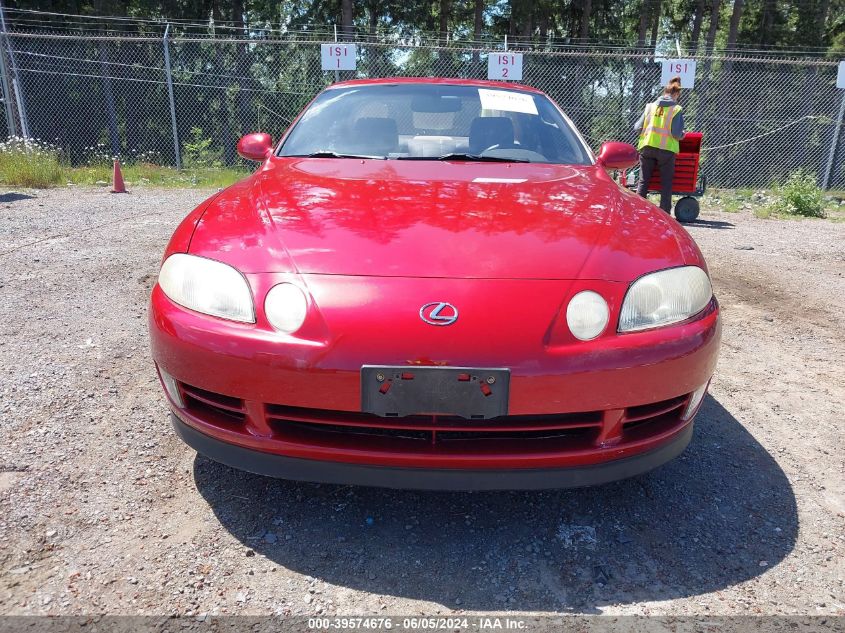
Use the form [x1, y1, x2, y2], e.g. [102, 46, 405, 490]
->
[420, 302, 459, 326]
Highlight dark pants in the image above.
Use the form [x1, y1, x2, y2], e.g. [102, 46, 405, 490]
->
[636, 146, 676, 213]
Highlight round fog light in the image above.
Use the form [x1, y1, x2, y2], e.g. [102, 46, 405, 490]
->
[265, 283, 308, 333]
[566, 291, 610, 341]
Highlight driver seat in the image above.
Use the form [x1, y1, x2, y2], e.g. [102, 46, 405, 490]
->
[469, 117, 515, 154]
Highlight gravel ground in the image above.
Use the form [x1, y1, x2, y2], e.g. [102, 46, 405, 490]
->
[0, 186, 843, 617]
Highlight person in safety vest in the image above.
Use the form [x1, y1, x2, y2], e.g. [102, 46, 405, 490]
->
[635, 76, 686, 213]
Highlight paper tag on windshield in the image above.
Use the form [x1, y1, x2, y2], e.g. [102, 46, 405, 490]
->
[478, 89, 538, 115]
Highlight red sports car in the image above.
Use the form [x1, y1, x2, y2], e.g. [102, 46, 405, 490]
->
[149, 78, 720, 490]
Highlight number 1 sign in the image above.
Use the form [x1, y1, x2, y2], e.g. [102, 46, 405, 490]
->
[321, 44, 357, 71]
[488, 53, 523, 81]
[661, 58, 696, 89]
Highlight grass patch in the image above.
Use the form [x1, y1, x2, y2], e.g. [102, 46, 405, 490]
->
[710, 182, 844, 221]
[825, 190, 845, 218]
[703, 188, 755, 213]
[66, 163, 248, 189]
[767, 171, 827, 218]
[0, 138, 65, 187]
[0, 138, 248, 189]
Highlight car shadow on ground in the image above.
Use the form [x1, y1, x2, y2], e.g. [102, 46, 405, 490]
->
[684, 218, 735, 229]
[193, 394, 797, 613]
[0, 192, 36, 203]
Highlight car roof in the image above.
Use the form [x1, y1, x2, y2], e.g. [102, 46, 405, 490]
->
[327, 77, 548, 95]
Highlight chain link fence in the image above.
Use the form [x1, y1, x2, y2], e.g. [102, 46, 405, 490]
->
[1, 29, 843, 189]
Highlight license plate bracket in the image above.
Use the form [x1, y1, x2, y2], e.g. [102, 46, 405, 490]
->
[361, 365, 510, 419]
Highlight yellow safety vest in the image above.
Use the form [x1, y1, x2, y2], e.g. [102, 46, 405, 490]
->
[638, 102, 682, 153]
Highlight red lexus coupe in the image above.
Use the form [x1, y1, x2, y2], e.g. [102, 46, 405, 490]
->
[149, 78, 720, 490]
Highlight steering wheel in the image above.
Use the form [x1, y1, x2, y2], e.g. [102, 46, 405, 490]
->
[479, 143, 501, 154]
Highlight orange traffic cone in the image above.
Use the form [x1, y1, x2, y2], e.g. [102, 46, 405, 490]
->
[111, 159, 127, 194]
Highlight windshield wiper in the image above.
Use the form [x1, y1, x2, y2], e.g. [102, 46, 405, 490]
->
[291, 150, 386, 160]
[397, 153, 529, 163]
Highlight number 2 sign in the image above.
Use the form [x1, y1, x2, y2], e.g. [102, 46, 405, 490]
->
[320, 44, 357, 71]
[488, 53, 523, 81]
[661, 58, 696, 89]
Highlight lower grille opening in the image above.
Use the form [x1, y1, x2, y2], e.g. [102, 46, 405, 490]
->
[623, 395, 687, 425]
[621, 394, 689, 437]
[436, 427, 598, 442]
[265, 405, 603, 448]
[276, 421, 431, 442]
[268, 417, 602, 454]
[179, 382, 246, 426]
[176, 385, 691, 456]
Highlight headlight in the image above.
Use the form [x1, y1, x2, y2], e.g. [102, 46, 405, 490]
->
[265, 283, 308, 333]
[619, 266, 712, 332]
[158, 254, 254, 322]
[566, 290, 610, 341]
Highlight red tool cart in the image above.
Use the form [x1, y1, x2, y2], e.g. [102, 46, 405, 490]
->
[638, 131, 706, 223]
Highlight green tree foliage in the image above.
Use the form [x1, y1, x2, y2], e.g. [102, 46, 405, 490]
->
[10, 0, 845, 52]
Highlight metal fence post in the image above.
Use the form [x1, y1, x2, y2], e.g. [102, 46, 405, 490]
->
[333, 24, 339, 83]
[822, 92, 845, 190]
[0, 2, 27, 138]
[162, 24, 181, 169]
[0, 24, 15, 137]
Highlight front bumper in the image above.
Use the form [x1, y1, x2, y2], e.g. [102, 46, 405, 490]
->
[174, 413, 694, 490]
[150, 277, 720, 481]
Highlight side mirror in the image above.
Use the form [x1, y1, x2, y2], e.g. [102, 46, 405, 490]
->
[237, 133, 274, 161]
[596, 142, 639, 170]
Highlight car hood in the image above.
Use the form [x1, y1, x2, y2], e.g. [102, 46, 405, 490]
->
[188, 158, 702, 281]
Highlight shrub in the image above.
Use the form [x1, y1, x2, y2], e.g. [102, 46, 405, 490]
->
[768, 171, 827, 218]
[0, 137, 65, 187]
[183, 127, 222, 168]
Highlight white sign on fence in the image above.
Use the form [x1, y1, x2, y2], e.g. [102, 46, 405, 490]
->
[661, 58, 696, 89]
[321, 44, 356, 71]
[838, 61, 845, 89]
[488, 53, 523, 81]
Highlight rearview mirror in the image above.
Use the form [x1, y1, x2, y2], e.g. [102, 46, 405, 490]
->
[237, 133, 274, 161]
[596, 141, 639, 170]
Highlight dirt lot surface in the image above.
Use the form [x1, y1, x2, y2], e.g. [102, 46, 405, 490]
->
[0, 186, 843, 618]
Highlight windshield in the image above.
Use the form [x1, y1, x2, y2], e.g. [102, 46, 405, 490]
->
[278, 83, 592, 164]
